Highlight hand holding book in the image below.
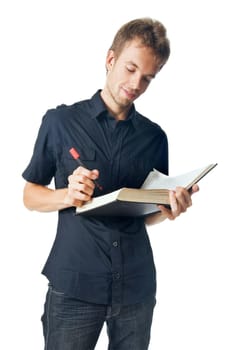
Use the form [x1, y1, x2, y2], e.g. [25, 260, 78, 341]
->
[75, 163, 217, 217]
[157, 182, 199, 221]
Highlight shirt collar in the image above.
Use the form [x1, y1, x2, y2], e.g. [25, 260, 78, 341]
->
[90, 90, 139, 129]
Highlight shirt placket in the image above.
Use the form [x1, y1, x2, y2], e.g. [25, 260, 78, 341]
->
[111, 231, 122, 305]
[109, 122, 128, 306]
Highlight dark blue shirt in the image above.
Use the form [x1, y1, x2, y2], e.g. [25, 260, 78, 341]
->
[22, 90, 168, 305]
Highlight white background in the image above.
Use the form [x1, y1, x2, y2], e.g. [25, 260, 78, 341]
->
[1, 0, 231, 349]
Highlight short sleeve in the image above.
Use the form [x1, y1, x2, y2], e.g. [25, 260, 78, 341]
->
[151, 127, 169, 176]
[22, 112, 56, 185]
[158, 131, 169, 175]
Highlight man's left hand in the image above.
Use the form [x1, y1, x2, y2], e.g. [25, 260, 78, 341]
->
[158, 184, 199, 220]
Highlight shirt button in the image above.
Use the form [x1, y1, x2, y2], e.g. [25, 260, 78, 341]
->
[113, 241, 118, 247]
[114, 272, 120, 280]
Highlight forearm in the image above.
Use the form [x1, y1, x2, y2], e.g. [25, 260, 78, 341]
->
[23, 168, 99, 213]
[23, 182, 71, 212]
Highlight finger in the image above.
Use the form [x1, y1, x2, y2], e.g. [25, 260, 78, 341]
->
[175, 187, 192, 212]
[188, 184, 200, 195]
[73, 166, 99, 180]
[68, 181, 95, 196]
[191, 184, 199, 194]
[169, 190, 179, 217]
[68, 174, 96, 191]
[64, 196, 83, 207]
[158, 205, 175, 220]
[68, 184, 93, 201]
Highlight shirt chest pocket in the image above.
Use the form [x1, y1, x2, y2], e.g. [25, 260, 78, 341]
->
[60, 146, 96, 184]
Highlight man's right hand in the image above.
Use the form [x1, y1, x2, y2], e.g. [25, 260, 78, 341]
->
[64, 166, 100, 207]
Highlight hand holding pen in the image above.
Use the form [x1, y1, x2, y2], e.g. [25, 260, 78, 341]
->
[69, 147, 103, 191]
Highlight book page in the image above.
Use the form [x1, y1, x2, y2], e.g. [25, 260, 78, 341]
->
[141, 165, 214, 190]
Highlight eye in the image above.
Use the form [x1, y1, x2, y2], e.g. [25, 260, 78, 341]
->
[143, 74, 155, 83]
[143, 76, 153, 83]
[126, 65, 135, 73]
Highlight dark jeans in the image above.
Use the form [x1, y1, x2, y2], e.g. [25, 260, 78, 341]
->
[41, 285, 156, 350]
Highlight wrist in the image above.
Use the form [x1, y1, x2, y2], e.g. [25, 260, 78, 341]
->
[63, 188, 83, 208]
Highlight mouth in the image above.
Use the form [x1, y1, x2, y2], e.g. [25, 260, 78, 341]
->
[122, 87, 137, 100]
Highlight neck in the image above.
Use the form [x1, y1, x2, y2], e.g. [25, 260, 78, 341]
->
[100, 89, 131, 121]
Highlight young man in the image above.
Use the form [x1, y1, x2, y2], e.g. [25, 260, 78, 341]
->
[22, 18, 198, 350]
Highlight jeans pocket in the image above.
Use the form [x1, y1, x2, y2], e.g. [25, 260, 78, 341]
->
[49, 285, 65, 296]
[41, 285, 105, 349]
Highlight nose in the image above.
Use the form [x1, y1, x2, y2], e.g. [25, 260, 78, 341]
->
[129, 74, 142, 91]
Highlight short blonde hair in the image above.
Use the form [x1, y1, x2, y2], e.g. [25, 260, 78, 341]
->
[109, 17, 170, 69]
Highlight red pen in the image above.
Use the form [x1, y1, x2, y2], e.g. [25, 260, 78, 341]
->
[69, 147, 103, 191]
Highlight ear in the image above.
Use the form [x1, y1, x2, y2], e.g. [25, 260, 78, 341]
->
[106, 50, 115, 72]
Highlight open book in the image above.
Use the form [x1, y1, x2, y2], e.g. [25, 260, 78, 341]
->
[75, 163, 217, 217]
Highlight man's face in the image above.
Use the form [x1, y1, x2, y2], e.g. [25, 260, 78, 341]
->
[105, 39, 161, 110]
